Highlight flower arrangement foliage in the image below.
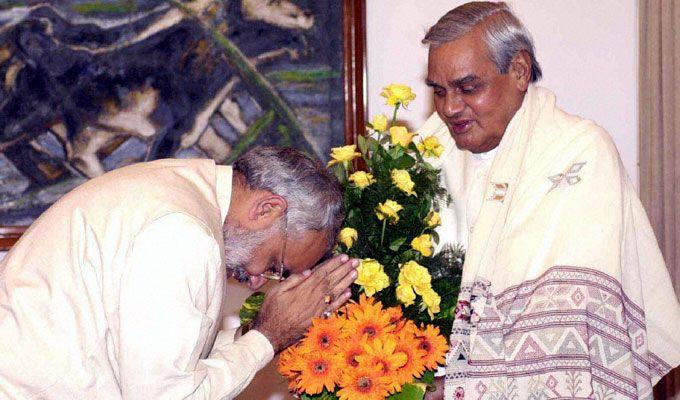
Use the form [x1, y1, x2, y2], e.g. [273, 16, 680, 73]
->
[278, 295, 448, 400]
[328, 83, 463, 335]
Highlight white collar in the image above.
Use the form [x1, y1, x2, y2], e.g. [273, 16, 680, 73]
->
[471, 146, 498, 161]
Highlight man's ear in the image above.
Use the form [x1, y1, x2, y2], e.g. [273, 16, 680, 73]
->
[510, 50, 532, 91]
[247, 194, 288, 228]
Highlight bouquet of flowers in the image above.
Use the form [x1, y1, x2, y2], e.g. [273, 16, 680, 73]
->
[328, 84, 463, 332]
[278, 295, 447, 399]
[275, 84, 463, 399]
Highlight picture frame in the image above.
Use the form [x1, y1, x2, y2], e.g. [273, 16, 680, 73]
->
[0, 0, 366, 251]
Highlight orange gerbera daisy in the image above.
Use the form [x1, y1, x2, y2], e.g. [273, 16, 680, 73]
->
[415, 324, 448, 370]
[340, 294, 376, 317]
[356, 338, 407, 393]
[278, 343, 303, 379]
[339, 338, 366, 370]
[393, 316, 418, 334]
[295, 352, 342, 395]
[303, 315, 344, 352]
[393, 329, 427, 385]
[278, 343, 306, 392]
[385, 306, 403, 325]
[337, 364, 391, 400]
[345, 295, 394, 342]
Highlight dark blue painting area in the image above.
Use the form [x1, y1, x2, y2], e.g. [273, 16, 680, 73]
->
[0, 0, 346, 225]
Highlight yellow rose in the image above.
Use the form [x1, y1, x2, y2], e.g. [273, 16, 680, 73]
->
[416, 135, 445, 158]
[355, 258, 390, 296]
[349, 171, 375, 189]
[396, 284, 416, 307]
[338, 227, 358, 248]
[398, 260, 431, 289]
[391, 169, 416, 196]
[425, 211, 441, 228]
[369, 114, 388, 132]
[375, 199, 403, 224]
[327, 145, 361, 167]
[421, 288, 441, 319]
[389, 126, 416, 147]
[381, 83, 416, 107]
[411, 234, 433, 257]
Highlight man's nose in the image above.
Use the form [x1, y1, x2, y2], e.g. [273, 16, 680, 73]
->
[442, 93, 465, 118]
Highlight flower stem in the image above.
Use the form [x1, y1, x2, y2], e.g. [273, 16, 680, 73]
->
[391, 104, 400, 125]
[380, 219, 387, 246]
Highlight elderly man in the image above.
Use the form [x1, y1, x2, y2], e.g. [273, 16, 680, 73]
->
[419, 2, 680, 399]
[0, 146, 357, 399]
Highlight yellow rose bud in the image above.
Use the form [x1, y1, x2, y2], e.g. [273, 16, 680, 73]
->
[380, 83, 416, 107]
[425, 211, 441, 228]
[398, 260, 431, 288]
[338, 227, 358, 248]
[411, 234, 433, 257]
[391, 169, 416, 196]
[396, 284, 416, 307]
[369, 114, 388, 132]
[389, 126, 416, 148]
[355, 258, 390, 296]
[327, 145, 361, 167]
[375, 199, 403, 224]
[416, 135, 445, 158]
[421, 287, 441, 319]
[349, 171, 375, 189]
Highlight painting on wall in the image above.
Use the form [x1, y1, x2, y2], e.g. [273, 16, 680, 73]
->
[0, 0, 365, 248]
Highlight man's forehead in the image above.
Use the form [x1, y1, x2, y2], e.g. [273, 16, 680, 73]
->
[427, 37, 495, 83]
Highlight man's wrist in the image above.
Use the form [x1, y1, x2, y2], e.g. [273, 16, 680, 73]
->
[251, 317, 284, 354]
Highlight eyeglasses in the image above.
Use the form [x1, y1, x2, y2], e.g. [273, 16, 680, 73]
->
[259, 215, 289, 281]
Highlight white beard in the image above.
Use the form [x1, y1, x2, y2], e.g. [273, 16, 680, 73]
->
[223, 221, 279, 282]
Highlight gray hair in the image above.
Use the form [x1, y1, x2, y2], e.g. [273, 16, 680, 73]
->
[423, 1, 542, 82]
[232, 146, 344, 248]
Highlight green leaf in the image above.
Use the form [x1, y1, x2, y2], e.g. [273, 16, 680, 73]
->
[430, 230, 440, 244]
[301, 390, 338, 400]
[387, 383, 425, 400]
[239, 292, 265, 325]
[393, 154, 416, 169]
[332, 165, 346, 183]
[357, 135, 368, 154]
[420, 370, 435, 385]
[389, 236, 408, 251]
[388, 145, 405, 160]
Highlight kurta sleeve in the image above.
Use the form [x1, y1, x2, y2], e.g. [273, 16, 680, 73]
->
[118, 213, 274, 400]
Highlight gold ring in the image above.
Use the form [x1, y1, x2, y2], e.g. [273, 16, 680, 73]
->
[323, 294, 332, 305]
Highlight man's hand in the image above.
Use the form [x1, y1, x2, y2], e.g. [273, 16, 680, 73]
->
[424, 376, 444, 400]
[251, 254, 358, 353]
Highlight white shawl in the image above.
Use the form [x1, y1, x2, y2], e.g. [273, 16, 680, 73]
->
[421, 86, 680, 399]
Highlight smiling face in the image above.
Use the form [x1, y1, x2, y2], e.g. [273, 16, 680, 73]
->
[426, 27, 528, 153]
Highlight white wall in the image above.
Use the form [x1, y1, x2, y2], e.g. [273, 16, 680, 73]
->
[366, 0, 639, 187]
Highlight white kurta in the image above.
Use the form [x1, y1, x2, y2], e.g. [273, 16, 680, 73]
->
[0, 159, 273, 399]
[430, 146, 496, 252]
[420, 86, 680, 399]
